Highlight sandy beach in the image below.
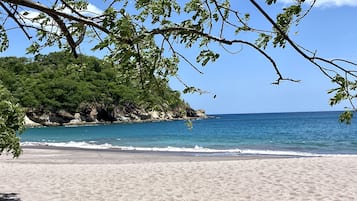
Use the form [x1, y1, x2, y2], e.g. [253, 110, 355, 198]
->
[1, 148, 357, 201]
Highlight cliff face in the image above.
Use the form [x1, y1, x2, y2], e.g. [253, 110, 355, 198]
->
[25, 104, 206, 127]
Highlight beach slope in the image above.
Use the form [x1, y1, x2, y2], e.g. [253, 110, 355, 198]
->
[1, 148, 357, 201]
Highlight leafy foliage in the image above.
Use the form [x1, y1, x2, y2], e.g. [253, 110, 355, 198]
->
[0, 83, 24, 158]
[327, 74, 357, 124]
[0, 52, 188, 115]
[273, 4, 302, 48]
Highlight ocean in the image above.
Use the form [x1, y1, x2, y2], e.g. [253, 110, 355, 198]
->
[21, 111, 357, 156]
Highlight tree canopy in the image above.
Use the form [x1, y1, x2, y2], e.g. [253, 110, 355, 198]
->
[1, 0, 357, 157]
[0, 52, 188, 114]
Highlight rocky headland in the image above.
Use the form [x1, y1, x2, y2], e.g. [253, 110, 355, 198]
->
[24, 104, 207, 127]
[0, 53, 207, 128]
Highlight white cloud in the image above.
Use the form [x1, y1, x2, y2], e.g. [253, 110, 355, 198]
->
[20, 10, 60, 34]
[18, 3, 103, 34]
[83, 4, 103, 16]
[19, 3, 103, 22]
[59, 3, 103, 17]
[278, 0, 357, 7]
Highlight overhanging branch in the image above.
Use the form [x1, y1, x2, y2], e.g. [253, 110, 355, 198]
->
[249, 0, 336, 80]
[0, 2, 32, 40]
[1, 0, 108, 33]
[149, 26, 299, 84]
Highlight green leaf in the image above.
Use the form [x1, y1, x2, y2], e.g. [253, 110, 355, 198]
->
[185, 119, 193, 129]
[26, 42, 40, 54]
[183, 86, 197, 94]
[266, 0, 277, 5]
[339, 111, 353, 125]
[196, 50, 220, 66]
[0, 25, 9, 52]
[256, 33, 272, 49]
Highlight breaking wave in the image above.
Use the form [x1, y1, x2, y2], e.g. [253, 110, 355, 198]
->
[21, 141, 356, 157]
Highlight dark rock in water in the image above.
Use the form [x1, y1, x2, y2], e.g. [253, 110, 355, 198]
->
[186, 108, 199, 117]
[195, 109, 207, 118]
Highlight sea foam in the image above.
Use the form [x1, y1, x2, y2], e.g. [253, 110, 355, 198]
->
[21, 141, 113, 149]
[21, 141, 357, 157]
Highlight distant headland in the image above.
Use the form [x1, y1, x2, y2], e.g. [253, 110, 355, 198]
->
[0, 52, 206, 127]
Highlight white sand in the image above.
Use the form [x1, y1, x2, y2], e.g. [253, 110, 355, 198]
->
[1, 149, 357, 201]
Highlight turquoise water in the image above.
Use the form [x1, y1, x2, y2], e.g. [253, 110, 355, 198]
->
[21, 111, 357, 156]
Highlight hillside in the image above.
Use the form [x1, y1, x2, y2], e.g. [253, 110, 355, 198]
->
[0, 52, 205, 126]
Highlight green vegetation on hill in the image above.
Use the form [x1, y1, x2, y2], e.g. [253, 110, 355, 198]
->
[0, 52, 188, 119]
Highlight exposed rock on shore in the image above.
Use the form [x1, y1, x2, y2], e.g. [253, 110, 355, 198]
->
[25, 105, 207, 127]
[24, 115, 42, 127]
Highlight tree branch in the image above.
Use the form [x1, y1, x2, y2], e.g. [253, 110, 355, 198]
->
[1, 0, 108, 33]
[59, 0, 87, 19]
[149, 26, 298, 84]
[46, 11, 78, 57]
[1, 0, 135, 55]
[249, 0, 334, 81]
[162, 34, 204, 74]
[0, 2, 32, 40]
[314, 57, 357, 79]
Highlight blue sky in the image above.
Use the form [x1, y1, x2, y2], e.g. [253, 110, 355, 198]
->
[1, 0, 357, 114]
[173, 0, 357, 114]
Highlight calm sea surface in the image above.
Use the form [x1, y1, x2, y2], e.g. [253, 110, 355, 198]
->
[21, 111, 357, 156]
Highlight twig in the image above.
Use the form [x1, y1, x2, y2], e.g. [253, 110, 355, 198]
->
[0, 2, 32, 40]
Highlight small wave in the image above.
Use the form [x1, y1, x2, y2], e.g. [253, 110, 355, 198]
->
[115, 145, 243, 153]
[21, 141, 113, 149]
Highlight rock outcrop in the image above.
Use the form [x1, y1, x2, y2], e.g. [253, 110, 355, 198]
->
[24, 115, 42, 127]
[25, 104, 207, 127]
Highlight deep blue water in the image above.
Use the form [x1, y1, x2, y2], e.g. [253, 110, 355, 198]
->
[21, 111, 357, 156]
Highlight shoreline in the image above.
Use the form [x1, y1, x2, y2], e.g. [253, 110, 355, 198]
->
[20, 142, 357, 158]
[2, 146, 296, 165]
